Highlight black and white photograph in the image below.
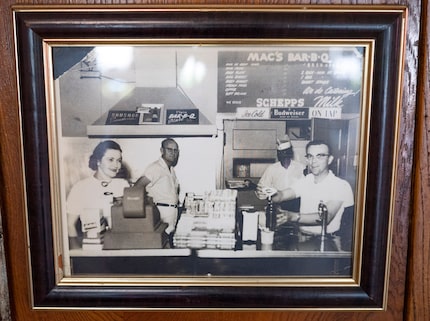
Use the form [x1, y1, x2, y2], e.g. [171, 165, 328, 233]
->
[11, 6, 407, 311]
[51, 44, 369, 278]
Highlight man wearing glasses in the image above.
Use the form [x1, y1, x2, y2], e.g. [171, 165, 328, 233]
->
[135, 138, 180, 242]
[257, 139, 354, 241]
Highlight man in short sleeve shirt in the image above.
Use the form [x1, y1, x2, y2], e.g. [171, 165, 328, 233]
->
[256, 135, 305, 211]
[291, 168, 354, 235]
[258, 140, 354, 237]
[135, 138, 180, 236]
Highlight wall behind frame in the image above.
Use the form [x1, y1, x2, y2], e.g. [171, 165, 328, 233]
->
[0, 1, 423, 321]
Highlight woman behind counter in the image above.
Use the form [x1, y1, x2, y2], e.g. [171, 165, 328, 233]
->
[66, 140, 130, 249]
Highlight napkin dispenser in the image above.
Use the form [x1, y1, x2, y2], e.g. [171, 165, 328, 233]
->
[241, 210, 259, 242]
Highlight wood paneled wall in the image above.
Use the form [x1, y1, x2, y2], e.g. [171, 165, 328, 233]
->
[0, 0, 426, 320]
[406, 0, 430, 320]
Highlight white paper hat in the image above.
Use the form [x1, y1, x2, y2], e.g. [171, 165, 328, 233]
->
[276, 135, 292, 150]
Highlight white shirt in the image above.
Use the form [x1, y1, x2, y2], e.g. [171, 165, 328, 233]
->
[258, 160, 305, 194]
[291, 171, 354, 234]
[66, 176, 129, 236]
[144, 157, 179, 205]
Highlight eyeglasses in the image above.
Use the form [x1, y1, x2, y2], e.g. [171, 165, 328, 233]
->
[305, 153, 330, 161]
[164, 147, 179, 153]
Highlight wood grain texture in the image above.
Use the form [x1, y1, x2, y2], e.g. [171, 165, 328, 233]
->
[406, 0, 430, 320]
[0, 1, 422, 321]
[0, 213, 11, 321]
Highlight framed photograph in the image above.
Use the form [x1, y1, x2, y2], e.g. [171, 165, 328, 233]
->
[137, 104, 164, 124]
[13, 5, 406, 310]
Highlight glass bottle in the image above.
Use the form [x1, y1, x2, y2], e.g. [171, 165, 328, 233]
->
[266, 197, 276, 231]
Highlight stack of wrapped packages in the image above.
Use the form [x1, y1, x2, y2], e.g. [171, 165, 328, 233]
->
[173, 189, 237, 250]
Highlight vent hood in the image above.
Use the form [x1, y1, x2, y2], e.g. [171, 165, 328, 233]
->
[87, 87, 217, 137]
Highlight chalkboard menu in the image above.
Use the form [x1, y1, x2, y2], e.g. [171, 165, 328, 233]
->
[218, 46, 364, 118]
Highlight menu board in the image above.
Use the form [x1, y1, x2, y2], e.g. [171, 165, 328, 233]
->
[218, 46, 364, 119]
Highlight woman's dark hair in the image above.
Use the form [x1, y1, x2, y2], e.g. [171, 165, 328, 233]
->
[88, 140, 122, 170]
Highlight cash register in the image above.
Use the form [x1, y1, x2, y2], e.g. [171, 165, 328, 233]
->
[102, 186, 169, 249]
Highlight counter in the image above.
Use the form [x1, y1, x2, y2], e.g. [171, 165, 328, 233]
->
[68, 190, 352, 277]
[69, 227, 352, 277]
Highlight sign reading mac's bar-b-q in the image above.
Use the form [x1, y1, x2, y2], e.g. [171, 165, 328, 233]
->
[218, 47, 363, 120]
[166, 109, 199, 125]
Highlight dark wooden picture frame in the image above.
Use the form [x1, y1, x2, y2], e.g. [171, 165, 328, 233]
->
[13, 5, 406, 310]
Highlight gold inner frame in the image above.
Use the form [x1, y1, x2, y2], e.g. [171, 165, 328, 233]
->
[41, 39, 375, 289]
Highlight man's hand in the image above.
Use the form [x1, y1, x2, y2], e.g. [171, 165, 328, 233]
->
[255, 184, 277, 200]
[276, 209, 299, 225]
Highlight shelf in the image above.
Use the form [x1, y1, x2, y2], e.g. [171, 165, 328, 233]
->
[87, 124, 218, 137]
